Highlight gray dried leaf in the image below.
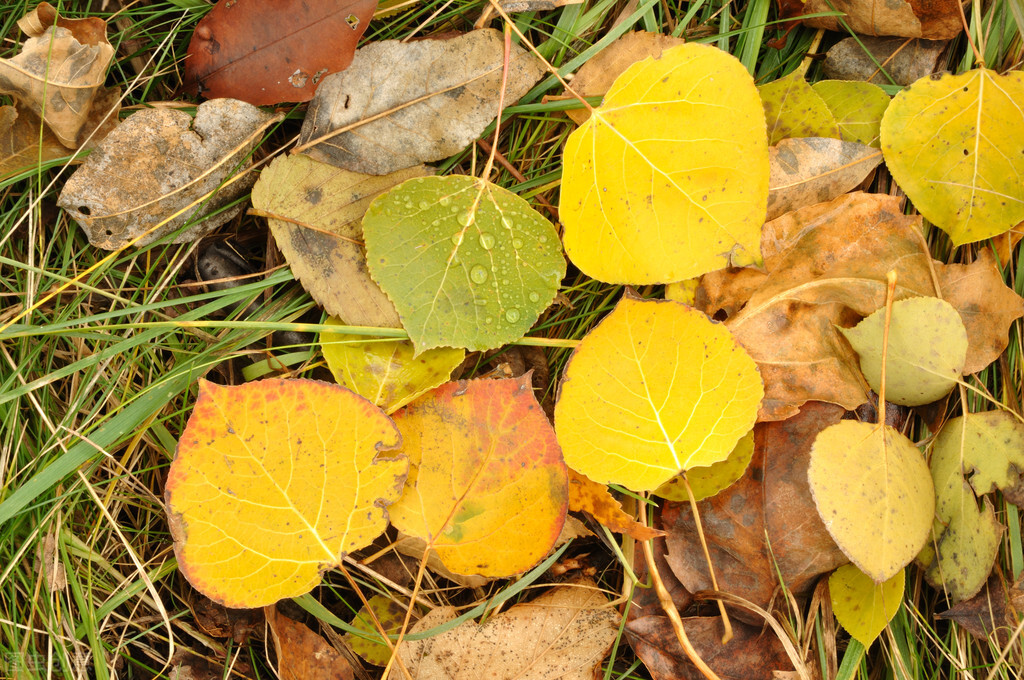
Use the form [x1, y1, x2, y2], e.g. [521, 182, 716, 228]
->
[768, 137, 882, 220]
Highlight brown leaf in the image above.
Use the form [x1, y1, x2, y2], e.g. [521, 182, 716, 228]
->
[627, 616, 795, 680]
[936, 572, 1024, 645]
[58, 100, 279, 249]
[0, 3, 114, 148]
[568, 468, 664, 541]
[800, 0, 963, 39]
[823, 37, 948, 86]
[386, 579, 619, 680]
[183, 0, 375, 106]
[298, 29, 546, 175]
[766, 138, 882, 221]
[191, 596, 263, 644]
[266, 606, 355, 680]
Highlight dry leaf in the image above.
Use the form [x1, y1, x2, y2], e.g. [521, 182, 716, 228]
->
[823, 37, 947, 86]
[298, 29, 546, 175]
[392, 533, 493, 589]
[936, 572, 1024, 645]
[58, 99, 279, 249]
[767, 137, 882, 220]
[799, 0, 963, 39]
[568, 468, 663, 541]
[0, 3, 114, 148]
[266, 606, 355, 680]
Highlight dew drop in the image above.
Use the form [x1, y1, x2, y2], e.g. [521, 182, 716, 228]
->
[451, 232, 464, 246]
[512, 238, 524, 249]
[501, 216, 513, 229]
[539, 235, 548, 243]
[418, 201, 430, 210]
[457, 212, 474, 227]
[439, 196, 451, 207]
[485, 317, 493, 325]
[479, 232, 496, 249]
[528, 292, 540, 303]
[505, 308, 521, 323]
[470, 265, 489, 284]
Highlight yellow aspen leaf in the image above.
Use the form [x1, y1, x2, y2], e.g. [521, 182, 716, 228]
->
[388, 376, 568, 577]
[812, 80, 889, 147]
[808, 421, 934, 583]
[567, 468, 663, 541]
[554, 296, 763, 491]
[830, 564, 904, 646]
[654, 429, 754, 502]
[560, 43, 769, 284]
[759, 70, 841, 145]
[165, 379, 407, 608]
[881, 69, 1024, 245]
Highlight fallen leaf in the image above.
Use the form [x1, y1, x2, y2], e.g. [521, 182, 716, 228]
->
[59, 99, 279, 250]
[183, 0, 374, 106]
[654, 430, 755, 503]
[627, 616, 795, 680]
[250, 152, 431, 327]
[266, 605, 355, 680]
[320, 317, 464, 414]
[393, 532, 493, 588]
[808, 420, 934, 583]
[500, 0, 583, 12]
[165, 379, 407, 608]
[811, 80, 890, 147]
[0, 3, 114, 148]
[568, 468, 663, 541]
[993, 223, 1024, 267]
[766, 137, 882, 220]
[298, 29, 545, 175]
[936, 572, 1024, 644]
[823, 37, 947, 86]
[191, 596, 263, 644]
[759, 71, 841, 145]
[560, 42, 769, 284]
[362, 175, 565, 353]
[881, 68, 1024, 245]
[840, 297, 967, 406]
[387, 579, 618, 680]
[345, 595, 417, 666]
[554, 296, 763, 491]
[561, 31, 685, 125]
[388, 376, 568, 577]
[829, 564, 904, 646]
[799, 0, 963, 39]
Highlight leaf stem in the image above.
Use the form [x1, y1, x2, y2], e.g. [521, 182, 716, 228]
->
[681, 474, 734, 643]
[877, 269, 898, 422]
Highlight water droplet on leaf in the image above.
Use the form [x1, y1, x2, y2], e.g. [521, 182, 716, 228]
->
[470, 265, 489, 284]
[479, 232, 496, 249]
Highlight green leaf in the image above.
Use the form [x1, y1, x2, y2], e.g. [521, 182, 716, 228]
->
[812, 80, 890, 147]
[759, 71, 841, 145]
[840, 296, 967, 406]
[830, 564, 904, 647]
[363, 175, 565, 352]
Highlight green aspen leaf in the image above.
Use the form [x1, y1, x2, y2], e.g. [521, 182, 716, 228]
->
[363, 175, 565, 353]
[560, 42, 769, 284]
[320, 317, 464, 414]
[812, 80, 890, 147]
[830, 564, 904, 646]
[653, 430, 755, 502]
[759, 70, 841, 145]
[554, 296, 763, 491]
[345, 594, 418, 665]
[881, 69, 1024, 245]
[808, 420, 934, 583]
[840, 297, 967, 406]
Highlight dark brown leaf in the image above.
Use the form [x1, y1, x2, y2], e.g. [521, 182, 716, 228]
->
[800, 0, 962, 39]
[266, 605, 355, 680]
[936, 572, 1024, 645]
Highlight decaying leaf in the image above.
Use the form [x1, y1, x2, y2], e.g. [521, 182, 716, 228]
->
[184, 0, 375, 106]
[266, 605, 355, 680]
[936, 572, 1024, 644]
[811, 80, 890, 147]
[59, 99, 279, 249]
[823, 37, 947, 86]
[554, 296, 763, 491]
[0, 3, 114, 148]
[830, 564, 904, 646]
[389, 376, 568, 577]
[568, 468, 663, 541]
[560, 42, 769, 284]
[165, 379, 407, 608]
[799, 0, 963, 39]
[345, 595, 417, 666]
[387, 579, 618, 680]
[759, 71, 841, 145]
[881, 68, 1024, 245]
[654, 430, 755, 502]
[251, 153, 430, 326]
[766, 137, 882, 220]
[298, 29, 545, 175]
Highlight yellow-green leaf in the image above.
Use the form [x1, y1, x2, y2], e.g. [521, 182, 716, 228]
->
[389, 376, 568, 577]
[759, 70, 841, 145]
[345, 595, 417, 666]
[165, 379, 407, 608]
[881, 69, 1024, 245]
[830, 564, 904, 646]
[840, 296, 967, 406]
[812, 80, 889, 147]
[560, 42, 769, 284]
[808, 420, 933, 582]
[554, 296, 763, 491]
[653, 430, 755, 502]
[320, 317, 464, 414]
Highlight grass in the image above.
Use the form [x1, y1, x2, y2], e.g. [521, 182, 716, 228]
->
[1, 0, 1022, 678]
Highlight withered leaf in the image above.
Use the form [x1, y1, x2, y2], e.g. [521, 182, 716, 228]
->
[936, 572, 1024, 645]
[266, 606, 355, 680]
[767, 137, 882, 220]
[183, 0, 376, 106]
[799, 0, 963, 40]
[58, 100, 279, 250]
[823, 37, 947, 86]
[298, 29, 546, 175]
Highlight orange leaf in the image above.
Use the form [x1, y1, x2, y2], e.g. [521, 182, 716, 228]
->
[165, 379, 407, 608]
[568, 469, 663, 541]
[389, 376, 568, 577]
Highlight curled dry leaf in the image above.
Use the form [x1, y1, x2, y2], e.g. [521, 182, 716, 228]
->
[568, 468, 664, 541]
[184, 0, 375, 106]
[0, 2, 114, 148]
[798, 0, 963, 39]
[59, 99, 279, 250]
[298, 29, 546, 175]
[936, 572, 1024, 645]
[386, 579, 618, 680]
[767, 137, 882, 220]
[823, 37, 947, 86]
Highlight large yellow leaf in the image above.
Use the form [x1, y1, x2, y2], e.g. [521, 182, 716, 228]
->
[165, 379, 407, 608]
[554, 296, 763, 491]
[388, 376, 568, 577]
[560, 43, 769, 284]
[881, 69, 1024, 245]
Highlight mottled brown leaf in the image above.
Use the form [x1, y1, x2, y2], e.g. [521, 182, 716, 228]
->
[801, 0, 962, 39]
[266, 606, 355, 680]
[767, 137, 882, 220]
[936, 572, 1024, 645]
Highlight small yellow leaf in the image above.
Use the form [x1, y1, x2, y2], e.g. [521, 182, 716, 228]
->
[560, 42, 769, 284]
[654, 430, 755, 502]
[830, 564, 904, 646]
[759, 70, 841, 145]
[554, 296, 763, 491]
[812, 80, 889, 147]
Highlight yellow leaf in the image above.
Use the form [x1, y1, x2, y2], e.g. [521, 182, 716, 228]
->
[654, 429, 755, 502]
[830, 564, 904, 646]
[389, 376, 568, 577]
[554, 296, 763, 491]
[881, 69, 1024, 245]
[560, 43, 769, 284]
[165, 379, 407, 608]
[759, 70, 841, 145]
[812, 80, 889, 147]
